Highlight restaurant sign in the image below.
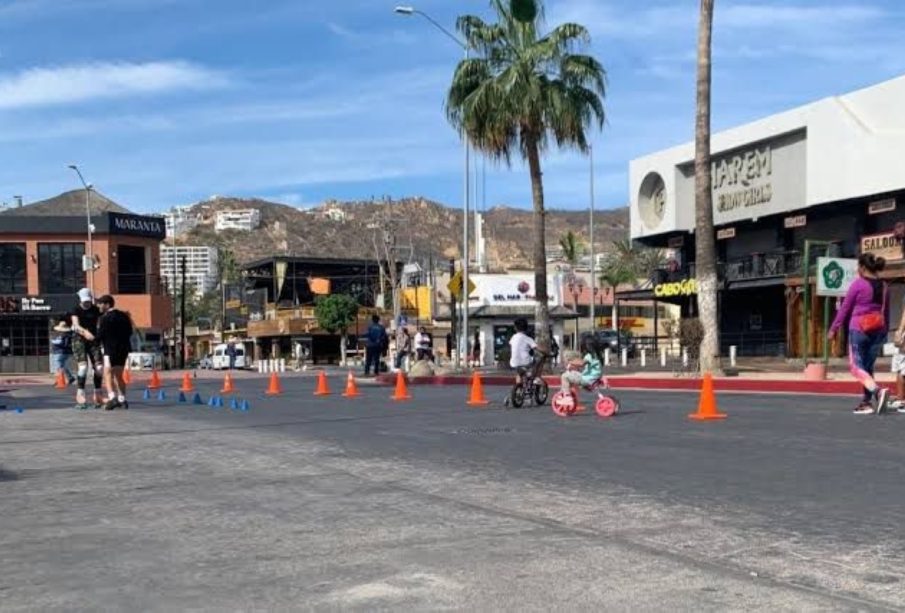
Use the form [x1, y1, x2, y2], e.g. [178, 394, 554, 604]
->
[653, 278, 697, 298]
[860, 232, 904, 262]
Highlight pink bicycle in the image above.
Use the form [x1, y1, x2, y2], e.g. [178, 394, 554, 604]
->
[550, 376, 620, 418]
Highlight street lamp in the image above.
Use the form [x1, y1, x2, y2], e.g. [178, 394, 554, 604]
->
[67, 164, 95, 293]
[395, 5, 471, 370]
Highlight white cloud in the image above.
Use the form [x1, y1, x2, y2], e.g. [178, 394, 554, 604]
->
[0, 61, 228, 110]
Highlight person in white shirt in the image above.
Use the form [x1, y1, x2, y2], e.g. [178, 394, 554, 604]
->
[509, 318, 538, 384]
[415, 327, 433, 361]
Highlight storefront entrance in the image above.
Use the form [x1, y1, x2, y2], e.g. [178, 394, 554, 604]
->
[0, 314, 52, 373]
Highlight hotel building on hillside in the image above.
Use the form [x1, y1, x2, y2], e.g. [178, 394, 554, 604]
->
[215, 209, 261, 232]
[624, 74, 905, 358]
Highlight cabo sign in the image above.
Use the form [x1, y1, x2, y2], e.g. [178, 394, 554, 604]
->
[713, 145, 772, 214]
[654, 278, 696, 298]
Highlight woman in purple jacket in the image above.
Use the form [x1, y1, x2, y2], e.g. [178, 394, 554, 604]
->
[828, 253, 890, 414]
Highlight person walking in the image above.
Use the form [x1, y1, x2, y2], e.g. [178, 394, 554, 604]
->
[828, 253, 891, 414]
[395, 327, 412, 372]
[69, 288, 105, 410]
[471, 330, 481, 367]
[364, 315, 387, 377]
[227, 339, 237, 370]
[51, 318, 76, 385]
[95, 295, 134, 410]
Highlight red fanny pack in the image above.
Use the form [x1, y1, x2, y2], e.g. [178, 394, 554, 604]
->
[859, 282, 887, 333]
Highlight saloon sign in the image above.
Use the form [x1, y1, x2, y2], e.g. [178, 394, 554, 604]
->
[861, 232, 904, 262]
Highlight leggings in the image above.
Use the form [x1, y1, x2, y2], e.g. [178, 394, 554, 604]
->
[848, 330, 885, 402]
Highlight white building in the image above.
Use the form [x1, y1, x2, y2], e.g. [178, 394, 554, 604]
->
[215, 209, 261, 232]
[627, 73, 905, 358]
[164, 206, 199, 238]
[160, 246, 220, 298]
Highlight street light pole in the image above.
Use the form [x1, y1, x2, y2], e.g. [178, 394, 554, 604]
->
[589, 145, 596, 332]
[394, 5, 471, 369]
[67, 164, 95, 294]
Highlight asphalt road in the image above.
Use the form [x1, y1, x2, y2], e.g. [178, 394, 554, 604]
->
[2, 376, 904, 611]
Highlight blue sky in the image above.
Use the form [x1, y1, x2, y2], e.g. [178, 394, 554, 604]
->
[0, 0, 903, 214]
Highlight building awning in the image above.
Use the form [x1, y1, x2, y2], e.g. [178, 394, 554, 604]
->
[726, 277, 786, 290]
[468, 304, 578, 320]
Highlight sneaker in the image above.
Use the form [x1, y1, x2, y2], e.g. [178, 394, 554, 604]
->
[121, 400, 130, 410]
[876, 388, 890, 415]
[74, 402, 90, 411]
[889, 399, 905, 410]
[853, 402, 875, 415]
[103, 398, 122, 411]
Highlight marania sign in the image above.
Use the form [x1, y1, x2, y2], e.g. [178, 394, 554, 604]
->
[108, 212, 166, 239]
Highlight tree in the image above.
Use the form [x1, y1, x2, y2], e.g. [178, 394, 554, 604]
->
[611, 237, 666, 282]
[559, 231, 582, 266]
[447, 0, 606, 360]
[598, 256, 635, 331]
[314, 294, 359, 365]
[694, 0, 720, 374]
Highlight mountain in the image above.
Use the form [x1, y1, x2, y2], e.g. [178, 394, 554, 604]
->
[172, 196, 629, 269]
[0, 189, 131, 216]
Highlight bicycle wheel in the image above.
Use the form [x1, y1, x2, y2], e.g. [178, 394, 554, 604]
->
[533, 379, 549, 405]
[510, 384, 526, 408]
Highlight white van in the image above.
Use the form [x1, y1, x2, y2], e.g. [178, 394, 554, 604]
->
[211, 343, 247, 370]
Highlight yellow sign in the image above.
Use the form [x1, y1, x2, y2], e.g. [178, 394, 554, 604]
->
[447, 272, 476, 300]
[654, 278, 696, 298]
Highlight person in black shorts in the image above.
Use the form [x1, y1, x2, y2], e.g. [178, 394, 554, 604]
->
[96, 295, 134, 411]
[69, 288, 105, 410]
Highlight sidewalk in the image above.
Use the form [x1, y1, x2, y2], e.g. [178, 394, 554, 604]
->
[375, 366, 898, 396]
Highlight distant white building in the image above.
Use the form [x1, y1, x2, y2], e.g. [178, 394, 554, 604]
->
[164, 206, 199, 238]
[160, 246, 219, 297]
[215, 209, 261, 232]
[323, 207, 346, 222]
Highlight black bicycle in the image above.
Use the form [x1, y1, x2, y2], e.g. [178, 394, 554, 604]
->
[507, 353, 549, 408]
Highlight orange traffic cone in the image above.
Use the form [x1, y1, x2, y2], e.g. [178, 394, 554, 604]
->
[265, 371, 283, 396]
[180, 371, 195, 393]
[54, 369, 67, 389]
[123, 367, 133, 385]
[147, 369, 162, 390]
[314, 371, 331, 396]
[391, 371, 412, 401]
[688, 373, 727, 421]
[466, 372, 489, 406]
[342, 371, 361, 398]
[220, 372, 235, 393]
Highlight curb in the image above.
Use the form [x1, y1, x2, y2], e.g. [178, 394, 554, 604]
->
[374, 374, 888, 396]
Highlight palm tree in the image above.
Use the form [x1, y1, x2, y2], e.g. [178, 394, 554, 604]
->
[559, 231, 581, 267]
[447, 0, 606, 356]
[599, 256, 635, 331]
[610, 238, 665, 283]
[694, 0, 720, 373]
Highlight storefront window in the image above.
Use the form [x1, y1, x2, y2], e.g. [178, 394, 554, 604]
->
[0, 315, 50, 357]
[0, 243, 27, 293]
[117, 245, 147, 294]
[38, 243, 86, 295]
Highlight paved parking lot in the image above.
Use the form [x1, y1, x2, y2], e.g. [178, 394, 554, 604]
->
[2, 376, 904, 611]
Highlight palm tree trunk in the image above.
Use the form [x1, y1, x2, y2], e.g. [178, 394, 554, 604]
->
[525, 133, 551, 362]
[694, 0, 720, 374]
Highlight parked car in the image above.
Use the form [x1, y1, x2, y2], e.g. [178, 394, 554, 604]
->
[582, 330, 637, 359]
[211, 343, 247, 370]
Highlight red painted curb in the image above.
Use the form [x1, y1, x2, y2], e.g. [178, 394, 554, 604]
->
[374, 374, 886, 396]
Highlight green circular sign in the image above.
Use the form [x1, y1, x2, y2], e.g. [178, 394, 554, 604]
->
[822, 260, 844, 290]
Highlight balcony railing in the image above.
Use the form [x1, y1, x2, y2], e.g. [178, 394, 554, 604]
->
[120, 273, 167, 296]
[653, 251, 805, 285]
[722, 251, 802, 283]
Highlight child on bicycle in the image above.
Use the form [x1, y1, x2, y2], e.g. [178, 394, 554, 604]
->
[509, 317, 537, 385]
[560, 336, 603, 394]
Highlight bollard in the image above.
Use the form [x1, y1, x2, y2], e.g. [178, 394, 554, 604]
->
[641, 349, 647, 368]
[660, 347, 667, 368]
[730, 345, 737, 368]
[270, 359, 277, 373]
[257, 361, 264, 374]
[621, 347, 628, 367]
[279, 358, 286, 373]
[682, 348, 689, 367]
[604, 348, 611, 367]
